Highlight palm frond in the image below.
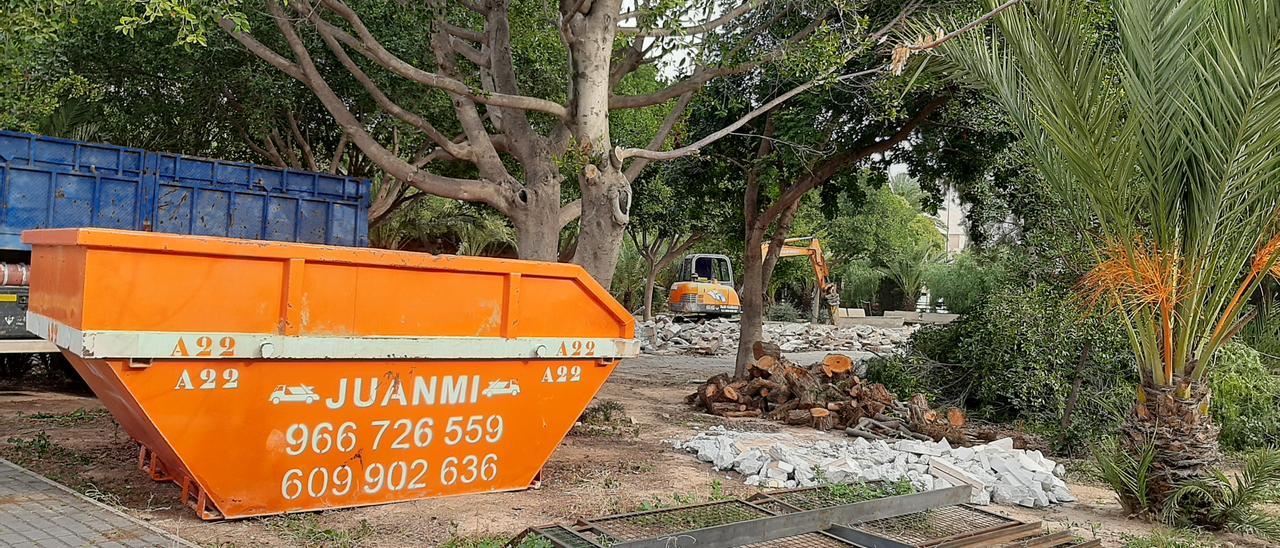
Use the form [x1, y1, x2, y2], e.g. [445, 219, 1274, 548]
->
[939, 0, 1280, 387]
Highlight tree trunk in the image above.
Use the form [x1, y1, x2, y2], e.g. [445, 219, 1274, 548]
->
[1118, 381, 1221, 513]
[565, 3, 627, 287]
[642, 266, 659, 321]
[735, 225, 767, 379]
[575, 168, 630, 287]
[901, 292, 917, 312]
[511, 166, 562, 262]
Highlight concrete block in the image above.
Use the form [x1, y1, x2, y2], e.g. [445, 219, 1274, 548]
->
[984, 437, 1015, 451]
[894, 440, 944, 456]
[931, 455, 988, 494]
[732, 449, 766, 476]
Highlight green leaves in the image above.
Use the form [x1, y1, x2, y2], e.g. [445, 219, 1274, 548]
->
[940, 0, 1280, 387]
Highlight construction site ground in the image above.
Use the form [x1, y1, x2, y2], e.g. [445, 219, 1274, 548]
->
[0, 354, 1271, 548]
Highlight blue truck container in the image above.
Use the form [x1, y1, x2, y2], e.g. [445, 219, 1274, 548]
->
[0, 130, 372, 342]
[0, 130, 371, 250]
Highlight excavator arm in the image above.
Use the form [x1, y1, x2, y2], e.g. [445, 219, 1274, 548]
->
[761, 237, 842, 322]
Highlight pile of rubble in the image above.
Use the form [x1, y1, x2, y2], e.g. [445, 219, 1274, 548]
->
[677, 427, 1076, 508]
[636, 315, 913, 355]
[688, 343, 970, 444]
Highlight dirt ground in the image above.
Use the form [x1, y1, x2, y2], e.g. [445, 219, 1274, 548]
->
[0, 354, 1267, 547]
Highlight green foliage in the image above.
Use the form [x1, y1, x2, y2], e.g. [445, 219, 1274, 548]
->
[868, 285, 1135, 448]
[828, 185, 944, 265]
[266, 514, 374, 548]
[828, 183, 946, 308]
[1095, 437, 1160, 517]
[370, 196, 514, 256]
[1122, 529, 1216, 548]
[1240, 294, 1280, 371]
[1162, 448, 1280, 539]
[942, 0, 1280, 389]
[864, 353, 938, 401]
[766, 301, 803, 322]
[609, 234, 647, 313]
[1206, 342, 1280, 451]
[839, 259, 883, 307]
[923, 251, 1007, 314]
[879, 243, 941, 308]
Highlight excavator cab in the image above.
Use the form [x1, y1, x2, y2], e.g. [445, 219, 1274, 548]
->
[668, 254, 742, 316]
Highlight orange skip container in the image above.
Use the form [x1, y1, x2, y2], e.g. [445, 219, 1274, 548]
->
[22, 228, 638, 519]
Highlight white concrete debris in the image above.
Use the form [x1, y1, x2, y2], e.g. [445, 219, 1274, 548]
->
[636, 316, 915, 356]
[675, 427, 1077, 509]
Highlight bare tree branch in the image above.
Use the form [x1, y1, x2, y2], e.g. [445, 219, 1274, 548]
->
[329, 133, 349, 174]
[623, 90, 693, 180]
[615, 67, 881, 163]
[301, 0, 474, 161]
[252, 0, 512, 213]
[609, 18, 823, 110]
[285, 111, 319, 171]
[314, 0, 569, 120]
[617, 0, 764, 37]
[219, 18, 304, 80]
[909, 0, 1023, 51]
[559, 199, 582, 229]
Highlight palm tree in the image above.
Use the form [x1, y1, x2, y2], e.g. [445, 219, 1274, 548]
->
[940, 0, 1280, 509]
[882, 244, 941, 311]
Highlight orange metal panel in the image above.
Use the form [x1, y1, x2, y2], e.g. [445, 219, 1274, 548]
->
[23, 228, 636, 519]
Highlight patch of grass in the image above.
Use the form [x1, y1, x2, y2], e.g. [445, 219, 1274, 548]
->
[572, 400, 638, 437]
[25, 408, 108, 427]
[579, 400, 626, 425]
[1121, 528, 1216, 548]
[440, 534, 551, 548]
[5, 432, 94, 466]
[835, 479, 914, 501]
[266, 514, 374, 548]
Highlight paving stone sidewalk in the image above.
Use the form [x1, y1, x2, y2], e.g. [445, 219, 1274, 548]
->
[0, 458, 193, 547]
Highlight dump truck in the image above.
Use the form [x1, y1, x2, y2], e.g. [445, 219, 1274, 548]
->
[0, 130, 371, 356]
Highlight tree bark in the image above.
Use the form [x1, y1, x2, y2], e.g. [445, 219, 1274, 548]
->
[736, 224, 767, 379]
[1118, 381, 1221, 514]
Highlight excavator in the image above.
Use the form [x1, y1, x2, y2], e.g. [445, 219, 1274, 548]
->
[667, 236, 859, 323]
[764, 236, 845, 323]
[667, 254, 743, 316]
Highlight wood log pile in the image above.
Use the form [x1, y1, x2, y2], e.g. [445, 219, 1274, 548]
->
[687, 341, 974, 444]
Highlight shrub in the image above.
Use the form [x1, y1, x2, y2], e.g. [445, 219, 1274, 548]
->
[922, 251, 1006, 314]
[839, 260, 883, 307]
[765, 301, 803, 322]
[1208, 342, 1280, 451]
[864, 354, 941, 402]
[878, 285, 1135, 449]
[1162, 448, 1280, 540]
[1241, 296, 1280, 371]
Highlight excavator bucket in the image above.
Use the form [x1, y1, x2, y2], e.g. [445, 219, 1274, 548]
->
[23, 228, 638, 519]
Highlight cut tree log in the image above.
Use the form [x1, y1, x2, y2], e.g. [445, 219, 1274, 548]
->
[820, 354, 853, 377]
[750, 355, 785, 378]
[687, 355, 968, 444]
[752, 340, 781, 360]
[783, 366, 821, 405]
[810, 407, 836, 430]
[786, 409, 813, 425]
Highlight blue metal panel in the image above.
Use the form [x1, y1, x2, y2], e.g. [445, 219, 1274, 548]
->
[0, 131, 371, 251]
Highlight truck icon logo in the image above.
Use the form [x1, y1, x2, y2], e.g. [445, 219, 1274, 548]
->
[270, 384, 320, 405]
[481, 380, 521, 398]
